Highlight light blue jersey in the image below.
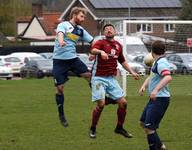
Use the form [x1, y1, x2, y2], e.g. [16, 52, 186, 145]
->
[53, 21, 93, 60]
[148, 57, 171, 97]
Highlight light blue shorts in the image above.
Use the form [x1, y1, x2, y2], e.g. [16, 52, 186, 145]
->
[91, 76, 125, 102]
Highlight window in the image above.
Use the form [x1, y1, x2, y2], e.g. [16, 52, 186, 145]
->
[167, 55, 175, 61]
[175, 56, 182, 63]
[164, 24, 175, 32]
[137, 24, 153, 33]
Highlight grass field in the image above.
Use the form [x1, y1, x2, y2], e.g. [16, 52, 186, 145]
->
[0, 75, 192, 150]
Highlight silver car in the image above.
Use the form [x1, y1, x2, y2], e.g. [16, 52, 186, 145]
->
[166, 53, 192, 74]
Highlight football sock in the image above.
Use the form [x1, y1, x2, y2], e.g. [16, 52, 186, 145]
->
[55, 94, 64, 117]
[154, 131, 162, 149]
[116, 107, 126, 128]
[147, 132, 161, 150]
[91, 106, 103, 128]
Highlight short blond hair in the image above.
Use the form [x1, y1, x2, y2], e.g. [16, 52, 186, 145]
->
[70, 7, 87, 19]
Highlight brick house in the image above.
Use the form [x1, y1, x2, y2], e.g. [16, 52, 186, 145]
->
[60, 0, 182, 39]
[17, 3, 61, 40]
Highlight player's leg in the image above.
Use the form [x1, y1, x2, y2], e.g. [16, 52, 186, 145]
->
[143, 99, 169, 150]
[144, 128, 166, 150]
[140, 101, 149, 129]
[114, 97, 132, 138]
[53, 59, 70, 127]
[71, 57, 91, 81]
[55, 84, 68, 127]
[72, 57, 115, 105]
[106, 78, 132, 138]
[89, 76, 106, 138]
[90, 100, 105, 138]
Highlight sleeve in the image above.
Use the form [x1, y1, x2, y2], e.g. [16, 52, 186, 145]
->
[157, 62, 171, 76]
[56, 23, 66, 34]
[91, 40, 103, 50]
[118, 45, 126, 64]
[82, 29, 93, 43]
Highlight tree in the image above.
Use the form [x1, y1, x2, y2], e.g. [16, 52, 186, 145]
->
[174, 0, 192, 43]
[180, 0, 192, 20]
[0, 0, 31, 36]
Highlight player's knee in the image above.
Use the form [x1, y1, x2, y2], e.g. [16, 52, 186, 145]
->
[80, 72, 91, 78]
[97, 100, 105, 109]
[56, 85, 64, 95]
[144, 128, 155, 135]
[140, 121, 145, 128]
[118, 98, 127, 109]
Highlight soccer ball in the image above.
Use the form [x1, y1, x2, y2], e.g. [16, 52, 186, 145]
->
[144, 53, 154, 67]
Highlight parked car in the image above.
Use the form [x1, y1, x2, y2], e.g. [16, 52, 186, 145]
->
[133, 55, 151, 74]
[117, 59, 146, 76]
[0, 61, 13, 80]
[133, 55, 177, 74]
[20, 59, 53, 78]
[0, 56, 23, 75]
[39, 52, 53, 59]
[166, 53, 192, 74]
[10, 52, 44, 64]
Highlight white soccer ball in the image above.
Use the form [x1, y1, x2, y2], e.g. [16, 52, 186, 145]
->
[144, 53, 154, 67]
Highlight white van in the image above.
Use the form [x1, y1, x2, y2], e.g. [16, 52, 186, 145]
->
[114, 36, 149, 60]
[10, 52, 44, 64]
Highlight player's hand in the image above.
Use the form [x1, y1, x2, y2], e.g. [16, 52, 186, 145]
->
[139, 86, 145, 96]
[89, 54, 95, 61]
[150, 89, 158, 100]
[59, 40, 66, 47]
[101, 51, 108, 60]
[132, 72, 140, 80]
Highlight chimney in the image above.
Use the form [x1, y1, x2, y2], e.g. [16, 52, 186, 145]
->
[32, 3, 43, 17]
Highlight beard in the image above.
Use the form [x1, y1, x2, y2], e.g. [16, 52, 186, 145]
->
[75, 17, 83, 25]
[106, 34, 114, 40]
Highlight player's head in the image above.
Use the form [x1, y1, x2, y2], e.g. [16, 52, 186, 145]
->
[151, 40, 165, 57]
[70, 7, 87, 25]
[103, 24, 116, 39]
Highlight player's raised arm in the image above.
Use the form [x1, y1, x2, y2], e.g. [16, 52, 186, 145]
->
[57, 32, 66, 47]
[121, 61, 140, 80]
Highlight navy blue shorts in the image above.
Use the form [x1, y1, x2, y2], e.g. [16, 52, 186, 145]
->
[53, 58, 89, 86]
[140, 97, 170, 130]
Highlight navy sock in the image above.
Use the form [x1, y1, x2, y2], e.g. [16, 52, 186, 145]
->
[55, 94, 64, 117]
[154, 132, 162, 149]
[147, 133, 156, 150]
[147, 131, 162, 150]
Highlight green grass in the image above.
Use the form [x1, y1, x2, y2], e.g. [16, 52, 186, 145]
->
[0, 75, 192, 150]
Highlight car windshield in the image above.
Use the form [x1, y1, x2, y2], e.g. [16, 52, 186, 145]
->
[4, 57, 21, 62]
[41, 53, 53, 59]
[29, 56, 44, 60]
[181, 55, 192, 62]
[37, 60, 53, 67]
